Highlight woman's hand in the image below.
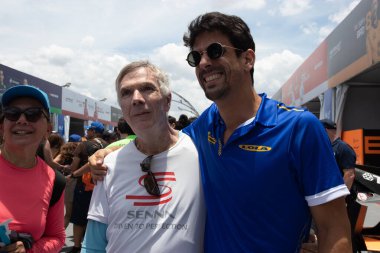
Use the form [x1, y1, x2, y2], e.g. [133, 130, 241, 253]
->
[0, 241, 26, 253]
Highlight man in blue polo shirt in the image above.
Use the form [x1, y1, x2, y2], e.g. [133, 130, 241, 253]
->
[182, 12, 351, 252]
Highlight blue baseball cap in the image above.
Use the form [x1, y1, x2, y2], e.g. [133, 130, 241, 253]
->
[86, 121, 104, 133]
[1, 85, 50, 113]
[69, 134, 82, 142]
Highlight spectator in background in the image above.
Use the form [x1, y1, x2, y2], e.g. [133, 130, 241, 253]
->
[320, 119, 358, 252]
[69, 134, 82, 143]
[54, 141, 80, 228]
[168, 115, 177, 129]
[68, 121, 107, 253]
[107, 117, 136, 148]
[48, 132, 65, 158]
[37, 136, 70, 173]
[113, 126, 120, 139]
[320, 119, 356, 190]
[108, 131, 119, 144]
[177, 114, 190, 129]
[101, 130, 119, 144]
[0, 85, 65, 252]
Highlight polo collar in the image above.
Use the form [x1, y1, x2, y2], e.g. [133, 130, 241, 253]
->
[212, 93, 278, 129]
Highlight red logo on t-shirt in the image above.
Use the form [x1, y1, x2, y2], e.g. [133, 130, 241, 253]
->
[125, 172, 176, 206]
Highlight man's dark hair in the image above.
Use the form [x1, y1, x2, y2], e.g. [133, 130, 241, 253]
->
[183, 12, 255, 82]
[118, 117, 134, 135]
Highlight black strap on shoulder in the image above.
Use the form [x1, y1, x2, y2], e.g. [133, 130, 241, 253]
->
[50, 169, 66, 207]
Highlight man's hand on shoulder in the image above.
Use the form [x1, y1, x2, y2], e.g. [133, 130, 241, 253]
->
[89, 147, 118, 183]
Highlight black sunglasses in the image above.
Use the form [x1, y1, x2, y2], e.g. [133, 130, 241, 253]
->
[140, 155, 161, 196]
[186, 42, 243, 67]
[3, 107, 49, 122]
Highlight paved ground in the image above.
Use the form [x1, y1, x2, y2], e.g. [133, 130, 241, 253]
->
[60, 223, 74, 253]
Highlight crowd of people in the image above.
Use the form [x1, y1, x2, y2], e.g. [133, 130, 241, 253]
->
[0, 11, 360, 253]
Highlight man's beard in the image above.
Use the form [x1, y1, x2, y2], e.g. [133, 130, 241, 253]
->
[203, 83, 230, 101]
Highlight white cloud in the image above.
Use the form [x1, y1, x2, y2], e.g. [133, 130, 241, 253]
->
[221, 0, 266, 10]
[81, 36, 95, 47]
[279, 0, 311, 16]
[329, 0, 361, 24]
[255, 50, 304, 96]
[300, 22, 318, 35]
[318, 25, 334, 42]
[301, 22, 334, 43]
[150, 43, 211, 116]
[170, 78, 212, 118]
[0, 0, 361, 119]
[37, 45, 75, 66]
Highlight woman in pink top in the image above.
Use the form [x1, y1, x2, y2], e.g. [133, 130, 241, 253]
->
[0, 85, 65, 253]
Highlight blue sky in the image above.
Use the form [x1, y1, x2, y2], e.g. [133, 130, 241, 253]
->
[0, 0, 360, 118]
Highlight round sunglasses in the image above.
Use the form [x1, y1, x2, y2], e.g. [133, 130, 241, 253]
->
[3, 107, 49, 122]
[186, 42, 243, 67]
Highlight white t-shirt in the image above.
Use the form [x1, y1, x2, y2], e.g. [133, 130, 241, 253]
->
[87, 134, 205, 253]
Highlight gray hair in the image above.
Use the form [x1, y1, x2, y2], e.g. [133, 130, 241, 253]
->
[115, 60, 170, 105]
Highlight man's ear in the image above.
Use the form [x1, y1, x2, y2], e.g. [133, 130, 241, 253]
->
[242, 49, 255, 72]
[165, 93, 172, 112]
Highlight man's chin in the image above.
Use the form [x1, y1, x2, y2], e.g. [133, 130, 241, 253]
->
[204, 89, 226, 101]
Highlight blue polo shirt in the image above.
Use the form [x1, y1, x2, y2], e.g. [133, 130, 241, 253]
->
[183, 93, 348, 253]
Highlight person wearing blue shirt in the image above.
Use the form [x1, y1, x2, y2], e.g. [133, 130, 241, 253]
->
[89, 12, 352, 253]
[181, 12, 352, 252]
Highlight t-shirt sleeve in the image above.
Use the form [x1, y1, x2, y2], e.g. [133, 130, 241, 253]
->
[289, 112, 349, 206]
[87, 179, 109, 224]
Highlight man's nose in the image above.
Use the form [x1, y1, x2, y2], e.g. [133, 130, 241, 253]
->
[198, 51, 212, 68]
[132, 89, 144, 105]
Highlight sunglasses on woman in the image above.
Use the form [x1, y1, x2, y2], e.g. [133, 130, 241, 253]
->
[140, 155, 161, 196]
[186, 42, 243, 67]
[3, 107, 49, 122]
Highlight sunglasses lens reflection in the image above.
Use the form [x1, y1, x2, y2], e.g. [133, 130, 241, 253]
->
[207, 43, 223, 59]
[186, 43, 224, 67]
[187, 52, 200, 67]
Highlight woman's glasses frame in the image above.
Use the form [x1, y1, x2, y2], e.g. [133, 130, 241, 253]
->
[3, 106, 49, 122]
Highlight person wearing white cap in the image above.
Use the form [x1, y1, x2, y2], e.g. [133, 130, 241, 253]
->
[0, 85, 65, 252]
